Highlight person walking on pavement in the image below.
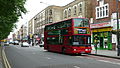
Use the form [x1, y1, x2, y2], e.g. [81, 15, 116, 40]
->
[117, 45, 120, 56]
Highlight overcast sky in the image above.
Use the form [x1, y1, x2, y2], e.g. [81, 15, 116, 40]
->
[8, 0, 74, 38]
[18, 0, 74, 28]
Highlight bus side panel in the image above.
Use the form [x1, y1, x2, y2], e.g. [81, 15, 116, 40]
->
[63, 46, 92, 54]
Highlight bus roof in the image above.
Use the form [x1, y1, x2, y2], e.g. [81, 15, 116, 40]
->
[45, 17, 88, 27]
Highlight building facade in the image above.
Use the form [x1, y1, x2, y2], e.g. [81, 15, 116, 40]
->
[28, 18, 34, 35]
[91, 0, 120, 50]
[30, 5, 63, 36]
[16, 31, 20, 41]
[20, 23, 28, 40]
[28, 0, 93, 36]
[62, 0, 92, 20]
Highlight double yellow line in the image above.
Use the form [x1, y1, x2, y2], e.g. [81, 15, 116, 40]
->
[2, 48, 11, 68]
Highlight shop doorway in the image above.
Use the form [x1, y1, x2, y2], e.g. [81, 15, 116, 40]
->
[100, 37, 103, 48]
[104, 38, 108, 49]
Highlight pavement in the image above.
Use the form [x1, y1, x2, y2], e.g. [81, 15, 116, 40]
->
[91, 50, 120, 59]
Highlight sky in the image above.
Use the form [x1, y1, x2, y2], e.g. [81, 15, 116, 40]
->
[8, 0, 74, 38]
[21, 0, 74, 24]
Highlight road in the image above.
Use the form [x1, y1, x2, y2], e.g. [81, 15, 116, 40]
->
[4, 45, 120, 68]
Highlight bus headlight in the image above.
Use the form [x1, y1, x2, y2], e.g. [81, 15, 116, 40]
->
[85, 49, 91, 51]
[74, 49, 77, 51]
[85, 49, 89, 51]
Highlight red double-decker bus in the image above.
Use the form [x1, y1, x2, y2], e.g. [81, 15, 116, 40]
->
[44, 18, 91, 54]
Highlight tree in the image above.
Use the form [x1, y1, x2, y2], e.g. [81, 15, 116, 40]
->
[0, 0, 27, 40]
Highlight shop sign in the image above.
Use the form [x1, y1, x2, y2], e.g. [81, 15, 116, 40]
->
[90, 22, 111, 28]
[92, 28, 112, 32]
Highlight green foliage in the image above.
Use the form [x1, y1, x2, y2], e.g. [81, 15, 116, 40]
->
[0, 0, 27, 40]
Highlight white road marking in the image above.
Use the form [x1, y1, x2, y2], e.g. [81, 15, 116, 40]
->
[45, 57, 52, 59]
[2, 48, 11, 68]
[73, 66, 81, 68]
[98, 60, 120, 65]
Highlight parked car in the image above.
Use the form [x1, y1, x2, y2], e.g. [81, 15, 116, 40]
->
[21, 42, 29, 47]
[13, 41, 19, 45]
[9, 42, 13, 44]
[39, 41, 44, 47]
[4, 42, 9, 46]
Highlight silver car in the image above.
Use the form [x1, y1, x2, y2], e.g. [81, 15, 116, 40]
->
[21, 42, 29, 47]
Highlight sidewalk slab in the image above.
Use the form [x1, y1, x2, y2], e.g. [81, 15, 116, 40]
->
[91, 50, 120, 59]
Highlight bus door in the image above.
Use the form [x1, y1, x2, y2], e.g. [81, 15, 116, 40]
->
[64, 36, 69, 45]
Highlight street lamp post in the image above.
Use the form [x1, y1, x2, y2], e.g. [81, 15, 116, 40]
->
[116, 0, 120, 46]
[116, 0, 120, 56]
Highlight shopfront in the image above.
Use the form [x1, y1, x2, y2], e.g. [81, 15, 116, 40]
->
[91, 22, 112, 50]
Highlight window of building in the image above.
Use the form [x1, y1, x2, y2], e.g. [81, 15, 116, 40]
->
[105, 5, 108, 16]
[49, 17, 53, 23]
[96, 4, 109, 19]
[100, 7, 102, 17]
[79, 3, 82, 13]
[49, 9, 52, 15]
[103, 7, 105, 16]
[97, 8, 99, 18]
[74, 6, 77, 15]
[41, 13, 43, 20]
[64, 10, 67, 18]
[68, 8, 71, 17]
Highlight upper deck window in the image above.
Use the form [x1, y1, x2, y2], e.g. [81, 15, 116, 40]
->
[45, 19, 72, 31]
[74, 18, 89, 27]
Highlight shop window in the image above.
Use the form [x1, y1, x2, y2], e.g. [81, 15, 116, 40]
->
[104, 32, 108, 38]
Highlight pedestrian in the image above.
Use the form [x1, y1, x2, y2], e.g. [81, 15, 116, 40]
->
[32, 43, 34, 46]
[104, 42, 107, 48]
[117, 45, 120, 56]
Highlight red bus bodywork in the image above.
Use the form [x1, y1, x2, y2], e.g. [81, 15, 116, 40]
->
[44, 18, 92, 54]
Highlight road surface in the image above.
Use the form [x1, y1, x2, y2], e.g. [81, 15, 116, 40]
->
[4, 45, 120, 68]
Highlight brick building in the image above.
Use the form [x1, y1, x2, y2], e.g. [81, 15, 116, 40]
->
[91, 0, 120, 50]
[62, 0, 92, 20]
